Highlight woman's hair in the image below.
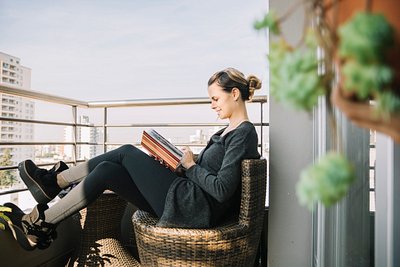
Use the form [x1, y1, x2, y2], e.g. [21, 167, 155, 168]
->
[208, 67, 262, 101]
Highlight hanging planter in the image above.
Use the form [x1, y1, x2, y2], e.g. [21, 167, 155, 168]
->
[335, 2, 400, 118]
[255, 0, 400, 209]
[328, 0, 400, 92]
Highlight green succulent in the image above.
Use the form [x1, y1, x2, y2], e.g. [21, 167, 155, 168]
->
[341, 60, 393, 99]
[338, 12, 394, 63]
[296, 152, 356, 210]
[376, 91, 400, 118]
[255, 11, 326, 112]
[338, 11, 400, 117]
[269, 30, 325, 111]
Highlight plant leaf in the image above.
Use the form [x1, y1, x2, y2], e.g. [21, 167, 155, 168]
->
[254, 10, 281, 35]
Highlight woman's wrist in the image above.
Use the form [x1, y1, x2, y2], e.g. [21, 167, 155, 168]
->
[184, 162, 196, 169]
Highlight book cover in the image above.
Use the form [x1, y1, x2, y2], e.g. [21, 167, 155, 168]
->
[141, 129, 183, 171]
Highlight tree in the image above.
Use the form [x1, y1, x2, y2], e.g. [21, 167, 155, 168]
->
[0, 148, 17, 188]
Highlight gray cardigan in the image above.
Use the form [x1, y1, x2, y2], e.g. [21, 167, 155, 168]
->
[158, 121, 260, 228]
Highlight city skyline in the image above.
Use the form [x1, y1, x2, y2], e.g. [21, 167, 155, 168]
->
[0, 0, 268, 102]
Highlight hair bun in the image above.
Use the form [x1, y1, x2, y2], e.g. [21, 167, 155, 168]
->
[247, 75, 262, 100]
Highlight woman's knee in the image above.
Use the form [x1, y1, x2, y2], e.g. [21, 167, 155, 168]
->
[118, 144, 139, 154]
[92, 161, 126, 177]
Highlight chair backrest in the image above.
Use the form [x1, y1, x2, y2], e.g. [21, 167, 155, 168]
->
[238, 158, 267, 227]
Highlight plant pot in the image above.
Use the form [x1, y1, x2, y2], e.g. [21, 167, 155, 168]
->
[325, 0, 400, 91]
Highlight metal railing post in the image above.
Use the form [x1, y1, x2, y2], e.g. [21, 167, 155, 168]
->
[72, 106, 78, 166]
[103, 107, 107, 153]
[260, 101, 264, 157]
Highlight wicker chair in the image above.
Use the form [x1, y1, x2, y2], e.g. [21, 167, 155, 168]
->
[132, 158, 267, 267]
[68, 193, 140, 267]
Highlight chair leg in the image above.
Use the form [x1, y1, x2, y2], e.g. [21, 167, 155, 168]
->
[260, 208, 268, 267]
[254, 242, 262, 267]
[253, 208, 268, 267]
[258, 229, 267, 267]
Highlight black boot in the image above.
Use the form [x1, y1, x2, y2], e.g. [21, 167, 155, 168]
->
[2, 202, 57, 251]
[18, 160, 69, 204]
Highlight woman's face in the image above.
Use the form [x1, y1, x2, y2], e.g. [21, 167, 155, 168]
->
[207, 82, 238, 120]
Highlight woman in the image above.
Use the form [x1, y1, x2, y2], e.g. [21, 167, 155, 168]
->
[2, 67, 262, 251]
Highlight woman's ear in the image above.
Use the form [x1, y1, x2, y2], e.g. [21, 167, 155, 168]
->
[232, 87, 241, 101]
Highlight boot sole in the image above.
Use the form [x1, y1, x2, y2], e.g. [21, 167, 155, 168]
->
[18, 161, 52, 204]
[0, 217, 37, 251]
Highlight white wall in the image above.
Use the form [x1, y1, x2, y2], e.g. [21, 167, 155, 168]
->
[268, 1, 313, 266]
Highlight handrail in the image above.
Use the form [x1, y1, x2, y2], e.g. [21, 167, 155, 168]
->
[0, 116, 92, 127]
[1, 84, 267, 108]
[102, 122, 268, 128]
[0, 84, 88, 107]
[88, 95, 267, 108]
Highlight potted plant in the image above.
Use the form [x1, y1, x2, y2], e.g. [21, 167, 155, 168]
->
[254, 0, 400, 209]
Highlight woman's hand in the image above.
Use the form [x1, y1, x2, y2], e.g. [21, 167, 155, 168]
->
[331, 86, 400, 143]
[150, 155, 170, 168]
[180, 146, 196, 169]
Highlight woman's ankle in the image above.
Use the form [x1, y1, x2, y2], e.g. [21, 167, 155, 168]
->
[56, 174, 69, 189]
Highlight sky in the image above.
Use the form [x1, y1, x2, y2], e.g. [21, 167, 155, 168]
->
[0, 0, 269, 102]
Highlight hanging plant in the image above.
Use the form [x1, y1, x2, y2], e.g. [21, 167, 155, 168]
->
[255, 0, 399, 209]
[254, 7, 328, 112]
[267, 30, 326, 111]
[338, 12, 400, 117]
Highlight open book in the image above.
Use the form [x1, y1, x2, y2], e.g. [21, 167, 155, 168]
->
[141, 129, 184, 171]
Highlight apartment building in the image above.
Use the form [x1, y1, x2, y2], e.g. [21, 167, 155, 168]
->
[0, 52, 31, 89]
[0, 52, 35, 164]
[63, 115, 102, 161]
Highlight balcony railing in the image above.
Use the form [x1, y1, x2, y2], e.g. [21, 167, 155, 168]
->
[0, 84, 269, 198]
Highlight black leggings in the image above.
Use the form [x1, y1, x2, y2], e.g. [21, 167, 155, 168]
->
[44, 145, 178, 224]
